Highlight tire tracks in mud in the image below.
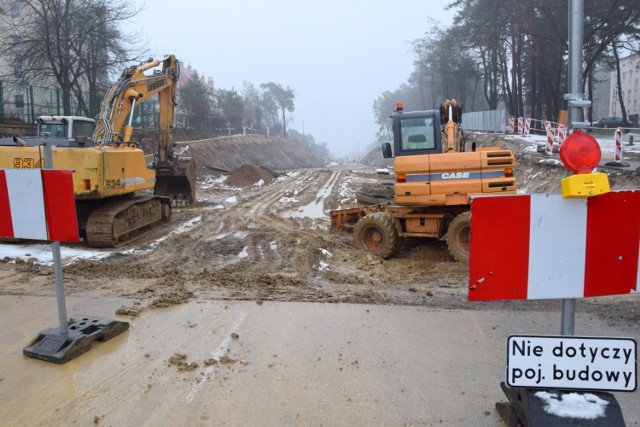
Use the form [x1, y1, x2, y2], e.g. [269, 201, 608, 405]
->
[182, 167, 395, 304]
[3, 165, 465, 310]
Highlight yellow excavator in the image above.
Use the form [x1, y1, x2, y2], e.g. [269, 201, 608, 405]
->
[0, 55, 196, 246]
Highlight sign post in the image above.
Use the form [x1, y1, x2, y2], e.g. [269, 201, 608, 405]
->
[470, 48, 638, 425]
[469, 2, 637, 424]
[0, 142, 129, 363]
[469, 142, 637, 426]
[43, 143, 70, 338]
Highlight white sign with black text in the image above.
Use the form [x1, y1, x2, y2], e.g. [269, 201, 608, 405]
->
[507, 335, 637, 392]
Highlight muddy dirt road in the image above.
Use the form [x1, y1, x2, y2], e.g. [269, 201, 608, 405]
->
[0, 165, 467, 312]
[1, 136, 638, 327]
[1, 134, 639, 426]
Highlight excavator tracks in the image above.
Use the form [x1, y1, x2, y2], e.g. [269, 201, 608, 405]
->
[85, 196, 172, 247]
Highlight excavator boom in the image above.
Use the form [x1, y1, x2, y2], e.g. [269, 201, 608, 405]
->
[94, 55, 195, 204]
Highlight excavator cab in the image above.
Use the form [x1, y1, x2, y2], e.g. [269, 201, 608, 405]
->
[383, 105, 443, 158]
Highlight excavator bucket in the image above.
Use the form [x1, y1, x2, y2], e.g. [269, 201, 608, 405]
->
[154, 156, 197, 205]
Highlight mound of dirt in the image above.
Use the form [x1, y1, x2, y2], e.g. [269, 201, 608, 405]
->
[226, 164, 275, 187]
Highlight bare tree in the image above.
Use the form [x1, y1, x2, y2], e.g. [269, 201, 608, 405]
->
[0, 0, 145, 116]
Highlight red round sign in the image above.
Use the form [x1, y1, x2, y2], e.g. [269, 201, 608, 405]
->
[559, 130, 601, 174]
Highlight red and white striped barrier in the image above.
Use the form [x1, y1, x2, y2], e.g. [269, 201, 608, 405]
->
[508, 116, 515, 133]
[0, 169, 79, 242]
[615, 127, 623, 162]
[469, 191, 640, 301]
[523, 118, 531, 136]
[544, 122, 554, 155]
[517, 117, 524, 135]
[557, 124, 566, 146]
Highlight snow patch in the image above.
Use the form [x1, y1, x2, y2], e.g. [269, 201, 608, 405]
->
[0, 243, 110, 266]
[0, 215, 203, 265]
[320, 248, 332, 257]
[537, 158, 562, 166]
[535, 391, 609, 420]
[205, 204, 225, 211]
[199, 175, 227, 190]
[120, 215, 203, 256]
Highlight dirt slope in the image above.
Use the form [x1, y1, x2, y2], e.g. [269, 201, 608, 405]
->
[176, 134, 324, 176]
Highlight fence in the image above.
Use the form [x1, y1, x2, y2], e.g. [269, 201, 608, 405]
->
[0, 81, 92, 123]
[462, 109, 508, 132]
[0, 80, 176, 133]
[1, 81, 257, 137]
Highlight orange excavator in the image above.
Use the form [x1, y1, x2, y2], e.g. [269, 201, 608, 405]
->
[330, 100, 516, 262]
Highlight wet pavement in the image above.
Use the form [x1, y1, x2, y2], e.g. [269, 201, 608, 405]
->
[0, 296, 638, 426]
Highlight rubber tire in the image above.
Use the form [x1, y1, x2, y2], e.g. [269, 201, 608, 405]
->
[446, 211, 471, 263]
[353, 213, 399, 259]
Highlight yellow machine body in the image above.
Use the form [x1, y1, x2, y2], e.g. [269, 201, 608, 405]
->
[0, 144, 155, 199]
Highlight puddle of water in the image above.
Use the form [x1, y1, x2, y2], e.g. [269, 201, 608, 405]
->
[283, 201, 326, 219]
[282, 178, 334, 219]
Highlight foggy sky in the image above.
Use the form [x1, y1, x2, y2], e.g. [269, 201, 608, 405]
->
[133, 0, 456, 158]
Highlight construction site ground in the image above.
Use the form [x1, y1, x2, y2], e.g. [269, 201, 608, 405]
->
[0, 133, 639, 426]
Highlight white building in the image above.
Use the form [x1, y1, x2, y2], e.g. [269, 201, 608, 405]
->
[607, 53, 640, 125]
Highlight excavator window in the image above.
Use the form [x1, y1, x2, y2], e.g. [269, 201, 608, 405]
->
[72, 121, 96, 139]
[401, 117, 435, 151]
[39, 123, 67, 138]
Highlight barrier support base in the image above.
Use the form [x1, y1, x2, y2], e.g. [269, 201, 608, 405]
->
[23, 316, 129, 364]
[496, 382, 625, 427]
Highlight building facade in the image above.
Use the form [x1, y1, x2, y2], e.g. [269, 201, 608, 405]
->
[610, 52, 640, 125]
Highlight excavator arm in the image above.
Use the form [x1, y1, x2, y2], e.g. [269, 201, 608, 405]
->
[94, 55, 178, 150]
[440, 99, 465, 153]
[94, 55, 195, 205]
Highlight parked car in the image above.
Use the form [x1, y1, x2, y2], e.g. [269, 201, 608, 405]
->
[592, 116, 632, 128]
